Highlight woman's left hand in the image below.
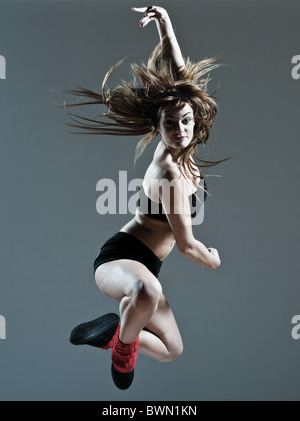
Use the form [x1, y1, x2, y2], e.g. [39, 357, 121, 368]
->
[132, 6, 168, 27]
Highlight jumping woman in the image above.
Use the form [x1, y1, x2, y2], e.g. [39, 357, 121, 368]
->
[66, 6, 224, 390]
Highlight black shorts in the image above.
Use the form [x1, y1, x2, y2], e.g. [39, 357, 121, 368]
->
[93, 232, 163, 278]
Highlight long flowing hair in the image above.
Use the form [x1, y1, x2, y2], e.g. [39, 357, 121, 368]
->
[62, 40, 229, 185]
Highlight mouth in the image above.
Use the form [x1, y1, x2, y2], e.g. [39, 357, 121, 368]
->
[176, 136, 187, 141]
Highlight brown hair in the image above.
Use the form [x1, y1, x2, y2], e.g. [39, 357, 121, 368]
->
[62, 40, 229, 184]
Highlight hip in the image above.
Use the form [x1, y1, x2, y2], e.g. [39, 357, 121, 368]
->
[93, 231, 164, 278]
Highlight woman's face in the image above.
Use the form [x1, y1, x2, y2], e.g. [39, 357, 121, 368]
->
[157, 103, 195, 151]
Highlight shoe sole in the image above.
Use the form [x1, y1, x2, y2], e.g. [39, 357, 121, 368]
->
[111, 364, 134, 390]
[69, 313, 120, 346]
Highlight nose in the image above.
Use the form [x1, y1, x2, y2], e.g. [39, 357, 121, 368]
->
[174, 121, 185, 134]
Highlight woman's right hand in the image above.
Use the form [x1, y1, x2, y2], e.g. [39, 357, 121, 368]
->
[132, 6, 168, 28]
[208, 248, 221, 267]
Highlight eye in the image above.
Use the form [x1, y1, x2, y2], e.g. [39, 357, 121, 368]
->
[183, 117, 193, 124]
[164, 120, 175, 127]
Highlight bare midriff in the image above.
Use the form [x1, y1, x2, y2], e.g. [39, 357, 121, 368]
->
[120, 208, 176, 261]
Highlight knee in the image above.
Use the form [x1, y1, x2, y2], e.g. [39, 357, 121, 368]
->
[133, 279, 162, 311]
[165, 342, 184, 362]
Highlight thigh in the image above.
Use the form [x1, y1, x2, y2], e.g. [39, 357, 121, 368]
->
[95, 259, 162, 303]
[144, 293, 183, 356]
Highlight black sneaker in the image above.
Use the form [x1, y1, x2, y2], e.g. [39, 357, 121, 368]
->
[69, 313, 120, 348]
[111, 364, 134, 390]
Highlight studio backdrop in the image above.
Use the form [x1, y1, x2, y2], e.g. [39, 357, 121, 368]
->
[0, 0, 299, 401]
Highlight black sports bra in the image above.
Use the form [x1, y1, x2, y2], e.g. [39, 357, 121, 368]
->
[137, 180, 207, 222]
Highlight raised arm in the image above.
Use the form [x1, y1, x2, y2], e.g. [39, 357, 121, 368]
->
[132, 6, 185, 73]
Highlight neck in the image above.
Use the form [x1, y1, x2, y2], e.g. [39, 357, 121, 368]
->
[161, 139, 182, 162]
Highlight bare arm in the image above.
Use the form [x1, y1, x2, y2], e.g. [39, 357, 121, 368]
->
[156, 171, 221, 270]
[132, 6, 185, 73]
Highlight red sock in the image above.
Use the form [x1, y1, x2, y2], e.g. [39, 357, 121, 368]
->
[100, 324, 120, 350]
[111, 335, 139, 373]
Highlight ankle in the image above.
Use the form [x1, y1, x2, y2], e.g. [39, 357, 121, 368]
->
[112, 335, 139, 373]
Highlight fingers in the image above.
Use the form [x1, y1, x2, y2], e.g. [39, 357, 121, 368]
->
[132, 6, 166, 28]
[141, 11, 156, 18]
[139, 13, 156, 27]
[132, 7, 157, 27]
[132, 7, 149, 13]
[208, 248, 219, 257]
[132, 7, 155, 14]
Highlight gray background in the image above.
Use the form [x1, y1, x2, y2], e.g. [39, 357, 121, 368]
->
[0, 0, 299, 401]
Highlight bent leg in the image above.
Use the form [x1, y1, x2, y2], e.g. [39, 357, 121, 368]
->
[95, 259, 162, 344]
[139, 293, 184, 362]
[95, 259, 183, 362]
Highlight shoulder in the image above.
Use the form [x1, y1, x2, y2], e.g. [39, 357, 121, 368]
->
[145, 149, 180, 184]
[143, 161, 181, 202]
[150, 140, 181, 180]
[158, 163, 180, 182]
